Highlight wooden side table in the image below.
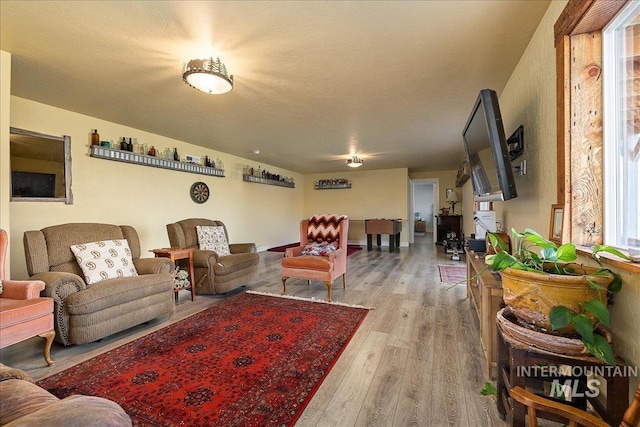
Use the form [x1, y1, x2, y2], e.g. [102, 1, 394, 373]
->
[151, 247, 196, 303]
[497, 324, 630, 426]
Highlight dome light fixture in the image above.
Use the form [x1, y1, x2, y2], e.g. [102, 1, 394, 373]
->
[182, 57, 233, 94]
[346, 156, 364, 168]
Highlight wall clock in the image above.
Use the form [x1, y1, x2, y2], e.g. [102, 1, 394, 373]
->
[190, 182, 209, 204]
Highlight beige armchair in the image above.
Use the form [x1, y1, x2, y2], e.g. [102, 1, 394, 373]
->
[166, 219, 259, 295]
[23, 223, 174, 346]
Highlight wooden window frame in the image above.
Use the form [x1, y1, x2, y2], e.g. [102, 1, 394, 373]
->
[9, 127, 73, 204]
[555, 0, 639, 274]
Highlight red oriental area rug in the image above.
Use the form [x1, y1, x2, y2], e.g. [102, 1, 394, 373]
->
[37, 292, 369, 427]
[267, 242, 362, 256]
[438, 264, 467, 284]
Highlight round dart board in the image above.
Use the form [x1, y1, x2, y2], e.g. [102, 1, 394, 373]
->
[190, 181, 209, 204]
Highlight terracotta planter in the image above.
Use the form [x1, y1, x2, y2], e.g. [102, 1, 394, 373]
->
[500, 263, 612, 333]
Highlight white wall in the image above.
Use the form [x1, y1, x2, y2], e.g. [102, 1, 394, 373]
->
[304, 168, 409, 246]
[493, 1, 561, 235]
[498, 0, 640, 390]
[7, 96, 305, 279]
[0, 51, 12, 275]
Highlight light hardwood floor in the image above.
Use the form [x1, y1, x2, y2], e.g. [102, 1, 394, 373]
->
[0, 234, 507, 426]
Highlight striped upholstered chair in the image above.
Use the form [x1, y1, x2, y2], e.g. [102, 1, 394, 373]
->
[281, 214, 349, 302]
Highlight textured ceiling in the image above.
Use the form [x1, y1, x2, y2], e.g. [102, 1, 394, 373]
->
[0, 1, 550, 174]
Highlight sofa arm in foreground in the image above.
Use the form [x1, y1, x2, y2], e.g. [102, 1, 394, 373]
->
[0, 364, 131, 426]
[134, 257, 174, 275]
[229, 243, 257, 254]
[32, 272, 87, 303]
[0, 280, 45, 300]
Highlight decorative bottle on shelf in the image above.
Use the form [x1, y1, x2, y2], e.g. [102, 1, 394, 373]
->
[204, 156, 210, 167]
[218, 159, 224, 171]
[173, 148, 179, 161]
[120, 137, 128, 151]
[148, 146, 156, 157]
[91, 129, 100, 146]
[127, 138, 133, 152]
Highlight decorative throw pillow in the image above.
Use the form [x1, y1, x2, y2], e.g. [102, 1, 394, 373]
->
[301, 242, 338, 256]
[70, 240, 138, 285]
[307, 214, 347, 244]
[196, 225, 231, 256]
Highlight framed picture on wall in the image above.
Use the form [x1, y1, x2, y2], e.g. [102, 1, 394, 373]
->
[549, 204, 564, 244]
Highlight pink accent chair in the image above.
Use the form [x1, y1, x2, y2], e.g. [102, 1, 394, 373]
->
[0, 229, 55, 366]
[281, 215, 349, 302]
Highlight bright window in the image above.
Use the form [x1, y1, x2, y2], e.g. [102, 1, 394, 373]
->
[603, 1, 640, 255]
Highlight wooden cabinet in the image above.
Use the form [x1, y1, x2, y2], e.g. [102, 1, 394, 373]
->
[414, 220, 426, 233]
[436, 215, 462, 244]
[466, 249, 504, 379]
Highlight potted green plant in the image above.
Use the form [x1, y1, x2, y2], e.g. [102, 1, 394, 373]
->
[487, 229, 630, 365]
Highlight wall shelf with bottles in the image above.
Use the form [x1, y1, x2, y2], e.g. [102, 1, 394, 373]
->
[314, 179, 351, 190]
[242, 174, 295, 188]
[90, 146, 225, 177]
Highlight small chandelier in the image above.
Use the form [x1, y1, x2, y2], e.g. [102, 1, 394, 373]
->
[346, 156, 364, 168]
[182, 57, 233, 94]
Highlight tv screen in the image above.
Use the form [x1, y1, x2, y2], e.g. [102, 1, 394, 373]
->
[462, 89, 517, 202]
[11, 171, 56, 198]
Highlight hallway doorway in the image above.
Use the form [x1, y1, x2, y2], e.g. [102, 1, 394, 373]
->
[410, 178, 439, 246]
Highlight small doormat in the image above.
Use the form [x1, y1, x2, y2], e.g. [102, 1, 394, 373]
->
[267, 242, 362, 256]
[438, 265, 467, 284]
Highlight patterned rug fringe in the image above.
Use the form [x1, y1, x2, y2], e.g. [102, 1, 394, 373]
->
[246, 290, 374, 310]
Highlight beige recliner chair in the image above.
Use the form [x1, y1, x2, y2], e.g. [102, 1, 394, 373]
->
[23, 223, 174, 346]
[166, 219, 259, 295]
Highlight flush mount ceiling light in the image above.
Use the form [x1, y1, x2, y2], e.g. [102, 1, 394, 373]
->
[346, 156, 364, 168]
[182, 57, 233, 94]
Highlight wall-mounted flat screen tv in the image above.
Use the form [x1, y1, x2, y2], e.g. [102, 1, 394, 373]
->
[462, 89, 517, 202]
[11, 171, 56, 198]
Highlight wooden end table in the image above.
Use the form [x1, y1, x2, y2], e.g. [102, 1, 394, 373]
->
[151, 247, 196, 303]
[497, 324, 630, 426]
